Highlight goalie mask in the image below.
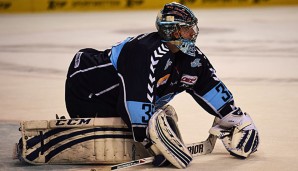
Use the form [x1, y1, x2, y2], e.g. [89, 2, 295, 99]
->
[156, 2, 199, 56]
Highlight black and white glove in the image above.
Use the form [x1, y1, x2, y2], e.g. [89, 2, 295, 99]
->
[209, 111, 259, 159]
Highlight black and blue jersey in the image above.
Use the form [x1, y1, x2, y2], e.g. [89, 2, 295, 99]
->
[65, 32, 240, 142]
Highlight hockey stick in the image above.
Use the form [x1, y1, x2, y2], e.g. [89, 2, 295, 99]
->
[90, 118, 218, 171]
[90, 134, 217, 171]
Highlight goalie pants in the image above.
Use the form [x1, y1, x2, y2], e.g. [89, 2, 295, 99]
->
[65, 48, 121, 119]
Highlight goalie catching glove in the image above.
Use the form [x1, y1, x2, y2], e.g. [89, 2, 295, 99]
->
[209, 108, 259, 159]
[145, 105, 193, 169]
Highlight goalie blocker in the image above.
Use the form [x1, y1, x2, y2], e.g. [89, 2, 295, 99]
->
[14, 117, 150, 164]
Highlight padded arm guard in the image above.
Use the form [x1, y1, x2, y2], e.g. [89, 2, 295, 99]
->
[14, 118, 150, 164]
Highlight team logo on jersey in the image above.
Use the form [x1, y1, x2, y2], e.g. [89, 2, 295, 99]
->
[180, 75, 198, 85]
[157, 74, 170, 87]
[191, 58, 202, 68]
[164, 59, 172, 70]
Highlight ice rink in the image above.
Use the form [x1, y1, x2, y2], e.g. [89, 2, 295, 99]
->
[1, 5, 298, 171]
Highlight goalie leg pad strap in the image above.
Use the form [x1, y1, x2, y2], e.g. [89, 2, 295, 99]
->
[148, 109, 193, 169]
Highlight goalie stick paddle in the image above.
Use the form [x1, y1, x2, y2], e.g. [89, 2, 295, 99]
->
[90, 135, 217, 171]
[90, 117, 218, 171]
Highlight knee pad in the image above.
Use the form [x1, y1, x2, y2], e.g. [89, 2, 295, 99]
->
[147, 108, 193, 168]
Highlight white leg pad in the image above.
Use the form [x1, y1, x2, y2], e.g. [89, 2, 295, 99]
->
[15, 118, 150, 164]
[147, 109, 193, 169]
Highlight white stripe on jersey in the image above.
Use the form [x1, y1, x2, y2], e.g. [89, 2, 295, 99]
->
[69, 63, 113, 78]
[93, 84, 119, 97]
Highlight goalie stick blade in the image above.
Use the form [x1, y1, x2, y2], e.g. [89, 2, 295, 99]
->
[90, 157, 154, 171]
[90, 136, 217, 171]
[90, 117, 218, 171]
[187, 134, 217, 157]
[187, 118, 218, 157]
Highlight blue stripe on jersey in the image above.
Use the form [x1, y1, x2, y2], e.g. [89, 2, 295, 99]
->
[110, 37, 131, 69]
[202, 82, 233, 111]
[127, 101, 155, 125]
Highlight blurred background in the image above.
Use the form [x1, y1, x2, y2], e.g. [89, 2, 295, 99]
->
[1, 0, 298, 13]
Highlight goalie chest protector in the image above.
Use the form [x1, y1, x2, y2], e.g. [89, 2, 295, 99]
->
[15, 118, 150, 164]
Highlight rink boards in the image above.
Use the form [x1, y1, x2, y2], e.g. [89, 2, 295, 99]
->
[0, 0, 298, 13]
